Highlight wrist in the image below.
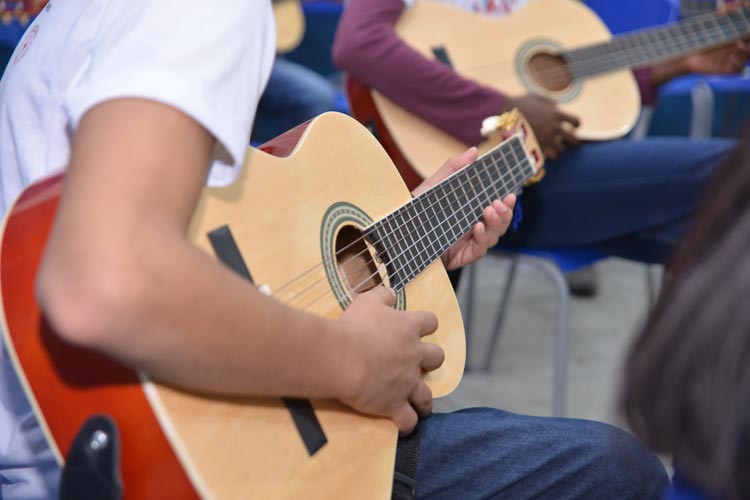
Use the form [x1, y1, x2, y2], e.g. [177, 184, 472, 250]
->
[500, 94, 518, 114]
[651, 57, 691, 86]
[326, 319, 367, 403]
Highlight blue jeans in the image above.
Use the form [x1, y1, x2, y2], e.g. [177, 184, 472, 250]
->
[417, 408, 668, 499]
[503, 137, 736, 263]
[251, 58, 337, 143]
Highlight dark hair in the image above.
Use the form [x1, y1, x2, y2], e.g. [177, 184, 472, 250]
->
[622, 144, 750, 500]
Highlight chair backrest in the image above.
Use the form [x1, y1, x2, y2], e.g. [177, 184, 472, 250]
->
[583, 0, 676, 33]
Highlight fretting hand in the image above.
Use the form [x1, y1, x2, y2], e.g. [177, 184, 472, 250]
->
[683, 39, 750, 75]
[413, 147, 516, 270]
[505, 94, 580, 160]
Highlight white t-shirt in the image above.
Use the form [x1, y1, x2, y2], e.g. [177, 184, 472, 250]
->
[404, 0, 529, 15]
[0, 0, 275, 497]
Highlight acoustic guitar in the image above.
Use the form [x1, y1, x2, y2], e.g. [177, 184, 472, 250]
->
[0, 111, 543, 499]
[273, 0, 305, 54]
[347, 0, 750, 184]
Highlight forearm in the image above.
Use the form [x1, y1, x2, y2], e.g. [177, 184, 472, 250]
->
[635, 57, 691, 106]
[36, 99, 359, 403]
[649, 57, 690, 87]
[333, 0, 505, 145]
[39, 231, 357, 400]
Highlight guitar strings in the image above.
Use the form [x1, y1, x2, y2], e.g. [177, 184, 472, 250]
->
[266, 11, 750, 312]
[274, 147, 523, 308]
[463, 12, 748, 87]
[314, 175, 530, 319]
[467, 25, 745, 88]
[301, 171, 526, 316]
[290, 162, 526, 315]
[558, 10, 747, 82]
[267, 11, 749, 302]
[569, 15, 748, 76]
[270, 142, 523, 302]
[285, 15, 744, 310]
[275, 145, 524, 302]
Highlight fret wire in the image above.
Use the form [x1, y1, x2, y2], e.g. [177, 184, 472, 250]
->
[425, 189, 445, 257]
[459, 160, 492, 222]
[393, 209, 414, 283]
[376, 138, 533, 264]
[503, 140, 521, 188]
[370, 172, 533, 290]
[381, 216, 406, 285]
[372, 137, 532, 289]
[569, 10, 749, 78]
[491, 153, 512, 196]
[478, 157, 501, 202]
[426, 174, 529, 269]
[400, 139, 529, 281]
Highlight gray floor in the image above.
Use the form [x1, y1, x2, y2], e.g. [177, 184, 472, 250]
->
[435, 257, 661, 430]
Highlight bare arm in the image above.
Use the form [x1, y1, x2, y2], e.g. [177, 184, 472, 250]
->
[35, 98, 442, 432]
[36, 99, 354, 398]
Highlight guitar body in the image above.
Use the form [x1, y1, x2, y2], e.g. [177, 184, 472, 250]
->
[349, 0, 641, 180]
[0, 113, 465, 499]
[274, 0, 305, 54]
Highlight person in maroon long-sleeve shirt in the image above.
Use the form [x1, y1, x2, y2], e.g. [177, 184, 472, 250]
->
[333, 0, 748, 272]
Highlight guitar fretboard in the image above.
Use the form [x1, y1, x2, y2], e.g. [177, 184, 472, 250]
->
[681, 0, 720, 17]
[367, 136, 534, 290]
[565, 7, 750, 79]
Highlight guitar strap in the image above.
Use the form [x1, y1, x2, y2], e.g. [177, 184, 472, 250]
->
[392, 429, 420, 500]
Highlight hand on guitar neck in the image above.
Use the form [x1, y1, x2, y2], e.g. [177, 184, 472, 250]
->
[338, 146, 515, 434]
[653, 39, 750, 85]
[413, 147, 517, 269]
[505, 36, 750, 160]
[504, 95, 581, 160]
[338, 146, 515, 433]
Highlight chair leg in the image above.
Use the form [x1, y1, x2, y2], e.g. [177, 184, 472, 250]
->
[516, 256, 570, 417]
[644, 264, 657, 308]
[689, 80, 714, 139]
[483, 256, 519, 371]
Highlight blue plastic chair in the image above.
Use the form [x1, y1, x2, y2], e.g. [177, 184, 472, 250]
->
[583, 0, 677, 33]
[649, 73, 750, 139]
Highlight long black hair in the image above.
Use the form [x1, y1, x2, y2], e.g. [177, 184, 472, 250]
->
[622, 144, 750, 500]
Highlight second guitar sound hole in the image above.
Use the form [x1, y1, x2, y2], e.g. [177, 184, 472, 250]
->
[527, 52, 573, 93]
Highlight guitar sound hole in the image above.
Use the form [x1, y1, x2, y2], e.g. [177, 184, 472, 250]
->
[335, 225, 386, 296]
[527, 52, 573, 93]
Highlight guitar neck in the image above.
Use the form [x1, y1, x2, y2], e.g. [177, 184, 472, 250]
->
[367, 135, 535, 290]
[681, 0, 720, 17]
[565, 7, 750, 79]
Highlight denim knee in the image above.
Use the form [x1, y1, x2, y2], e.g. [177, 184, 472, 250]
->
[574, 420, 669, 500]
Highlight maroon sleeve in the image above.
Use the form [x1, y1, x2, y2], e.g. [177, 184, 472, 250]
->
[634, 66, 658, 106]
[333, 0, 507, 146]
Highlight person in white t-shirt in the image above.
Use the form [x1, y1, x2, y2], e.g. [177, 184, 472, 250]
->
[0, 1, 527, 498]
